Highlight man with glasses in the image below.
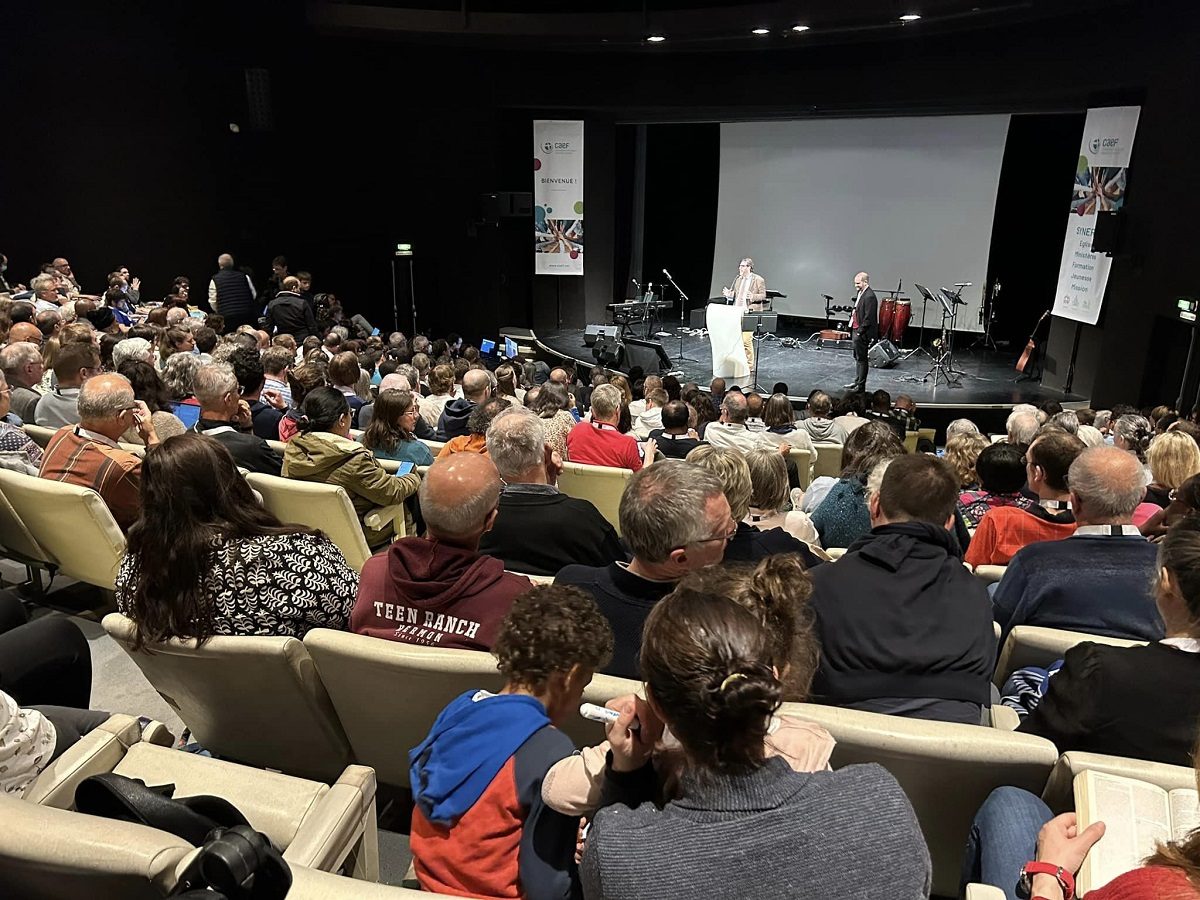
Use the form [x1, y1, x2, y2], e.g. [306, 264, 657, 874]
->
[39, 373, 158, 531]
[30, 274, 65, 314]
[34, 342, 100, 428]
[555, 460, 731, 679]
[0, 340, 46, 424]
[190, 363, 283, 475]
[52, 258, 82, 296]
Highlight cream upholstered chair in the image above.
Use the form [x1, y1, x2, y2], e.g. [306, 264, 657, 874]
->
[420, 437, 446, 455]
[557, 460, 633, 534]
[266, 438, 288, 456]
[1041, 750, 1198, 813]
[0, 477, 57, 588]
[824, 547, 848, 560]
[303, 629, 505, 789]
[918, 426, 937, 448]
[0, 792, 195, 899]
[559, 671, 644, 750]
[965, 886, 1006, 900]
[903, 431, 919, 454]
[103, 613, 353, 783]
[20, 422, 58, 447]
[811, 442, 843, 479]
[782, 701, 1059, 897]
[973, 564, 1007, 586]
[0, 468, 126, 591]
[24, 714, 163, 808]
[786, 447, 813, 489]
[993, 625, 1144, 688]
[245, 471, 403, 572]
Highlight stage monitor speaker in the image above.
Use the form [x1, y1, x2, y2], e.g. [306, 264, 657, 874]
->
[592, 337, 624, 368]
[1091, 210, 1125, 255]
[623, 338, 672, 374]
[868, 339, 901, 369]
[584, 324, 618, 347]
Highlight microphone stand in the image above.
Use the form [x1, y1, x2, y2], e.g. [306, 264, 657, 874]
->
[663, 270, 698, 363]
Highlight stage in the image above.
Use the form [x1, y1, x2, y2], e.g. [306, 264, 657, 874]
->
[534, 322, 1086, 410]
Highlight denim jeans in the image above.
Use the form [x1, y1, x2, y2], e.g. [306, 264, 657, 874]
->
[961, 786, 1053, 900]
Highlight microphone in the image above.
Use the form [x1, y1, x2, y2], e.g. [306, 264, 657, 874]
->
[662, 268, 672, 280]
[822, 294, 834, 301]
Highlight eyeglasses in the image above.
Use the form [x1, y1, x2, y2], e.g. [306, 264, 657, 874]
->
[689, 519, 738, 546]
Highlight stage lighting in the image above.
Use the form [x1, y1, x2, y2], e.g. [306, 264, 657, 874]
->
[751, 28, 770, 35]
[899, 14, 922, 21]
[647, 34, 666, 43]
[792, 25, 810, 33]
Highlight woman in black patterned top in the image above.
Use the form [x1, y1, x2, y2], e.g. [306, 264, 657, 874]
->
[115, 433, 358, 645]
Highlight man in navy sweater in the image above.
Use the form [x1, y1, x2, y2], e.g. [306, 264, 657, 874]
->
[992, 445, 1164, 644]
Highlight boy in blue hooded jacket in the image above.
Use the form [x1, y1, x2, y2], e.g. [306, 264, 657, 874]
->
[409, 584, 615, 899]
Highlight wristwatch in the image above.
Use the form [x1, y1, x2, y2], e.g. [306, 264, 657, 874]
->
[1019, 861, 1074, 898]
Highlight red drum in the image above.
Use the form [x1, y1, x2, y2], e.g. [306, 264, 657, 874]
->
[879, 297, 896, 339]
[891, 298, 912, 344]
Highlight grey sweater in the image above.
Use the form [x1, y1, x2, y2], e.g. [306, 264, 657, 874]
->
[581, 757, 930, 899]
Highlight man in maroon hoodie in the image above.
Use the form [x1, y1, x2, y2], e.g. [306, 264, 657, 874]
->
[351, 453, 534, 651]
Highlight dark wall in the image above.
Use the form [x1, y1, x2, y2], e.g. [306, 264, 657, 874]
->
[4, 0, 1199, 407]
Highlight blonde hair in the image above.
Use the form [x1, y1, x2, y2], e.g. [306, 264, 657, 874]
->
[744, 447, 789, 512]
[687, 444, 753, 521]
[944, 432, 991, 488]
[1149, 431, 1200, 491]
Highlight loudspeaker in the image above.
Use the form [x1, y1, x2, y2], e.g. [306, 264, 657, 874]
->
[868, 339, 901, 369]
[584, 324, 618, 347]
[592, 337, 624, 367]
[623, 338, 672, 374]
[690, 309, 706, 329]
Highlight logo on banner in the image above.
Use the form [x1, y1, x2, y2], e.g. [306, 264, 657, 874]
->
[542, 141, 554, 153]
[1089, 136, 1120, 153]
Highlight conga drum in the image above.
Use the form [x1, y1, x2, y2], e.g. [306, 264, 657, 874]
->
[879, 297, 896, 340]
[891, 298, 912, 344]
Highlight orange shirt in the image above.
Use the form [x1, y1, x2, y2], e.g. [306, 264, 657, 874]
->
[965, 505, 1075, 567]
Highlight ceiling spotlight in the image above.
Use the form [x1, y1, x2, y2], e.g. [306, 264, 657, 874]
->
[751, 27, 770, 35]
[646, 34, 666, 42]
[899, 13, 922, 21]
[791, 24, 810, 32]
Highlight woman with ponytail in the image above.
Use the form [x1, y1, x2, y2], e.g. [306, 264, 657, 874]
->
[580, 588, 930, 899]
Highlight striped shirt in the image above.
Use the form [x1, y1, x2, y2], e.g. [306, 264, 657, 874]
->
[39, 426, 142, 531]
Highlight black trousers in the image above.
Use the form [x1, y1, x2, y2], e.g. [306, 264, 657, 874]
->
[852, 330, 873, 390]
[0, 589, 93, 709]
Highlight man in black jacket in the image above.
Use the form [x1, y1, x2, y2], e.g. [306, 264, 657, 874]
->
[191, 363, 283, 476]
[808, 453, 995, 724]
[265, 275, 318, 341]
[845, 271, 878, 392]
[480, 409, 626, 576]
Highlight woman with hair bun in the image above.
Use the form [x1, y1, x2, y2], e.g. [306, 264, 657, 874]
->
[1113, 413, 1154, 467]
[580, 588, 931, 899]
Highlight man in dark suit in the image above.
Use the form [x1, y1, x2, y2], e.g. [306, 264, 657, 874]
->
[844, 271, 878, 392]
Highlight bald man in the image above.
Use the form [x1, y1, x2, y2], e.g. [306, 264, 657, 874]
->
[7, 322, 44, 347]
[846, 271, 878, 392]
[349, 453, 533, 651]
[436, 367, 493, 441]
[39, 373, 158, 531]
[992, 445, 1163, 644]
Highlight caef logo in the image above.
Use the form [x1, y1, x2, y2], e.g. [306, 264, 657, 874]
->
[1090, 137, 1120, 152]
[1089, 138, 1100, 153]
[542, 141, 554, 153]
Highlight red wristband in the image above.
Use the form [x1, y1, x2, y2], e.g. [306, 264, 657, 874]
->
[1020, 860, 1075, 898]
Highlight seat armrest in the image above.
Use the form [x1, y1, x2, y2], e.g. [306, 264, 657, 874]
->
[283, 765, 379, 880]
[988, 705, 1020, 731]
[24, 714, 141, 808]
[364, 504, 405, 539]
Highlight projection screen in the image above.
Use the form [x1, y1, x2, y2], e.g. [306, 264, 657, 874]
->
[709, 115, 1011, 333]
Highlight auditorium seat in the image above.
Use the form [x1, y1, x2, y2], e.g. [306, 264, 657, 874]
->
[993, 625, 1144, 688]
[1040, 749, 1197, 814]
[918, 427, 937, 448]
[811, 442, 843, 479]
[562, 671, 645, 750]
[20, 423, 57, 447]
[27, 731, 379, 881]
[965, 886, 1005, 900]
[781, 701, 1059, 897]
[973, 564, 1006, 585]
[903, 431, 918, 454]
[787, 447, 813, 489]
[824, 547, 847, 560]
[103, 613, 354, 783]
[420, 437, 445, 455]
[245, 472, 404, 571]
[0, 469, 125, 591]
[556, 460, 633, 534]
[0, 476, 57, 588]
[302, 629, 505, 789]
[289, 866, 458, 898]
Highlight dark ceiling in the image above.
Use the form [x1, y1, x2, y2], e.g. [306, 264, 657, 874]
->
[307, 0, 1134, 50]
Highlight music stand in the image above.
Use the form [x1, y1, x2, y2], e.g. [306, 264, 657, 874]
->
[741, 312, 778, 392]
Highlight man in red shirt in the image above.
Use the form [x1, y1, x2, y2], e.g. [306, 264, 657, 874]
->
[566, 383, 655, 471]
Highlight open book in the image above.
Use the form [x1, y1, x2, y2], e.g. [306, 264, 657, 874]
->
[1074, 769, 1199, 894]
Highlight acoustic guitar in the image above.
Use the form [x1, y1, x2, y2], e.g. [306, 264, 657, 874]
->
[1015, 309, 1051, 373]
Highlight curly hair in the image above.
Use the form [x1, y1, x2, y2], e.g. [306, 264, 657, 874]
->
[944, 432, 991, 488]
[493, 585, 614, 690]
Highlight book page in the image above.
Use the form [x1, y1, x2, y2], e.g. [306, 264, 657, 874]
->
[1170, 789, 1200, 843]
[1076, 771, 1171, 893]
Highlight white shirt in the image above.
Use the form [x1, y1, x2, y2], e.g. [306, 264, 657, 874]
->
[1071, 524, 1142, 537]
[703, 421, 782, 454]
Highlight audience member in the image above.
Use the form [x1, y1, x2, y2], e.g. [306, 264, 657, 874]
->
[437, 397, 508, 458]
[965, 431, 1085, 567]
[227, 346, 285, 441]
[110, 337, 154, 372]
[34, 341, 99, 427]
[158, 326, 194, 368]
[328, 351, 366, 427]
[278, 361, 326, 442]
[361, 389, 434, 466]
[1006, 408, 1040, 447]
[351, 454, 532, 649]
[705, 392, 785, 454]
[992, 446, 1163, 643]
[944, 431, 991, 488]
[261, 346, 293, 408]
[208, 253, 258, 332]
[808, 455, 995, 724]
[0, 371, 43, 473]
[39, 373, 157, 530]
[1144, 430, 1200, 508]
[527, 382, 575, 461]
[796, 390, 849, 444]
[956, 441, 1036, 529]
[284, 387, 420, 547]
[741, 446, 820, 547]
[892, 393, 920, 432]
[581, 589, 931, 899]
[647, 399, 705, 460]
[1113, 413, 1153, 472]
[863, 389, 905, 439]
[116, 434, 357, 642]
[556, 460, 729, 678]
[567, 383, 651, 471]
[631, 388, 668, 439]
[191, 363, 283, 475]
[0, 341, 45, 424]
[809, 421, 906, 548]
[419, 364, 456, 429]
[409, 584, 612, 899]
[480, 408, 624, 576]
[437, 368, 492, 440]
[265, 275, 318, 341]
[115, 360, 186, 444]
[162, 351, 202, 402]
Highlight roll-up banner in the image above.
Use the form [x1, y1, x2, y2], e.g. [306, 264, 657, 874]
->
[534, 120, 584, 275]
[1052, 106, 1140, 325]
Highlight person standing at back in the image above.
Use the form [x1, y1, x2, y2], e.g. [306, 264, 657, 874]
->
[207, 253, 258, 332]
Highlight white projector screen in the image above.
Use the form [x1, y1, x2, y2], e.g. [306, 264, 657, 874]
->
[709, 115, 1011, 334]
